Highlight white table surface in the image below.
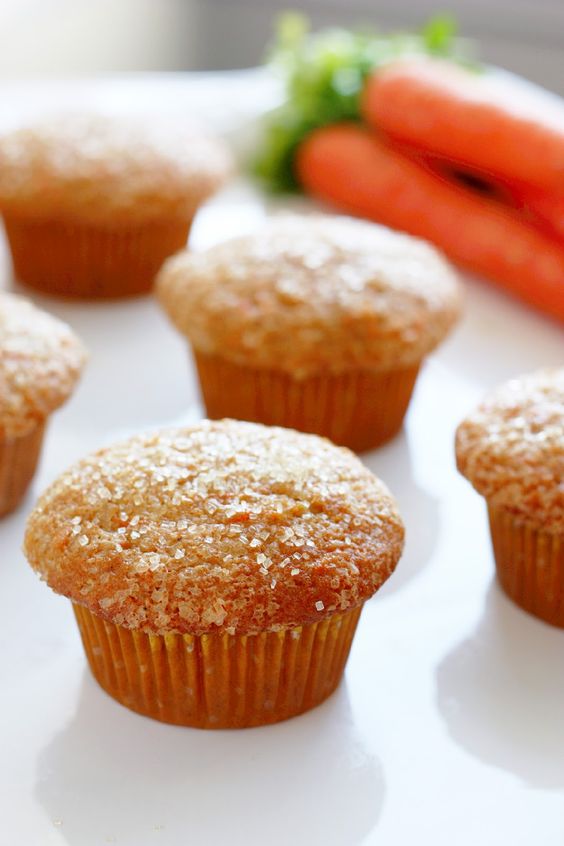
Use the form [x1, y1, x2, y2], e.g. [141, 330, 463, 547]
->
[1, 70, 563, 846]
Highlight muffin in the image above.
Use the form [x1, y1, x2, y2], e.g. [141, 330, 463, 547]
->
[0, 113, 232, 299]
[456, 368, 564, 627]
[24, 419, 404, 728]
[157, 214, 461, 452]
[0, 293, 85, 515]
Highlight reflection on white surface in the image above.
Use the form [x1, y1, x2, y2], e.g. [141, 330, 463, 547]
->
[437, 581, 564, 790]
[440, 275, 564, 391]
[10, 291, 195, 450]
[36, 674, 384, 846]
[363, 430, 439, 596]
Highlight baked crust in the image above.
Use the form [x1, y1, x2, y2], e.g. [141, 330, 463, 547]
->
[456, 368, 564, 532]
[157, 214, 461, 377]
[24, 419, 404, 635]
[0, 113, 232, 225]
[0, 293, 86, 438]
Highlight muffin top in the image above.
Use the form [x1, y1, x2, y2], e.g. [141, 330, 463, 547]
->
[456, 368, 564, 532]
[157, 214, 461, 377]
[0, 293, 86, 438]
[24, 419, 404, 636]
[0, 113, 232, 225]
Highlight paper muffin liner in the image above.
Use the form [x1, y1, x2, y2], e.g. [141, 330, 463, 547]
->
[73, 602, 362, 728]
[194, 351, 420, 452]
[3, 214, 191, 299]
[0, 422, 45, 517]
[488, 504, 564, 627]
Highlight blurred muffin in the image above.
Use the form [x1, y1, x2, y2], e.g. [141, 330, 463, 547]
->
[24, 418, 404, 728]
[0, 293, 85, 515]
[456, 368, 564, 627]
[157, 214, 461, 451]
[0, 113, 232, 299]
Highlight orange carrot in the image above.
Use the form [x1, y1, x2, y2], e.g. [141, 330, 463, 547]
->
[296, 123, 564, 322]
[362, 58, 564, 193]
[510, 187, 564, 240]
[393, 148, 564, 240]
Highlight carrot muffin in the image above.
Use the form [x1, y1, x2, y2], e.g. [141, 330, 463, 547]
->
[0, 113, 232, 299]
[157, 214, 461, 451]
[24, 418, 404, 728]
[456, 368, 564, 627]
[0, 293, 85, 515]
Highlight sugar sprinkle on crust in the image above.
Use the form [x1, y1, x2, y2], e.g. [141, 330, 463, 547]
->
[456, 368, 564, 532]
[157, 213, 461, 377]
[24, 419, 404, 635]
[0, 293, 86, 438]
[0, 113, 232, 225]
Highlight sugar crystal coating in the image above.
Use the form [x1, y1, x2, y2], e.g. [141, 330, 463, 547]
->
[0, 113, 232, 225]
[157, 214, 461, 377]
[456, 368, 564, 531]
[0, 293, 86, 438]
[24, 419, 404, 635]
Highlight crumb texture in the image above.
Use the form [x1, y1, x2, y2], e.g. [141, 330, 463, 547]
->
[24, 419, 404, 635]
[0, 293, 86, 438]
[0, 113, 232, 224]
[157, 214, 461, 376]
[456, 368, 564, 531]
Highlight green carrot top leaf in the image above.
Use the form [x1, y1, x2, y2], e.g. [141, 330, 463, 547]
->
[421, 14, 458, 54]
[252, 12, 467, 192]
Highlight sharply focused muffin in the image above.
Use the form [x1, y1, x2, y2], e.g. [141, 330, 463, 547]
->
[0, 113, 232, 299]
[0, 293, 85, 515]
[24, 418, 404, 728]
[456, 368, 564, 627]
[157, 214, 461, 451]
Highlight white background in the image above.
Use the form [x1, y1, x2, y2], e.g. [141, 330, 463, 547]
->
[0, 70, 563, 845]
[0, 0, 562, 94]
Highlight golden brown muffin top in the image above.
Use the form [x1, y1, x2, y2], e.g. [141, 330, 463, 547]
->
[456, 368, 564, 532]
[24, 419, 404, 636]
[0, 113, 232, 225]
[157, 214, 461, 377]
[0, 293, 86, 438]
